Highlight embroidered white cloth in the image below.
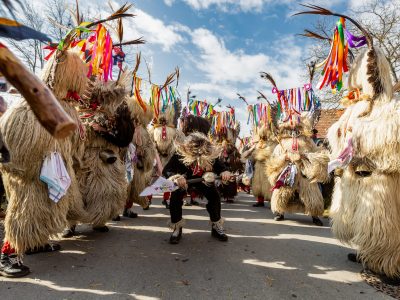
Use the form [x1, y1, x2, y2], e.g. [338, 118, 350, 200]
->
[40, 152, 71, 203]
[125, 143, 136, 182]
[140, 177, 178, 197]
[328, 137, 354, 174]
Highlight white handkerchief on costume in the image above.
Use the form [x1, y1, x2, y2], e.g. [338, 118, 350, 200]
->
[40, 152, 71, 203]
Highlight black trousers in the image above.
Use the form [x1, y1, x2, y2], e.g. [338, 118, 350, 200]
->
[169, 183, 221, 223]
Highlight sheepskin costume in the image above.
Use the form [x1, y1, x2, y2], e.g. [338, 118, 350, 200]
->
[247, 125, 277, 202]
[125, 98, 156, 210]
[72, 73, 134, 231]
[214, 122, 242, 200]
[149, 100, 183, 168]
[266, 113, 329, 222]
[0, 49, 88, 255]
[295, 4, 400, 280]
[327, 48, 400, 278]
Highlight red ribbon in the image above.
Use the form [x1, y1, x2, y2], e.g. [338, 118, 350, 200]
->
[192, 164, 204, 176]
[44, 45, 57, 61]
[162, 125, 167, 140]
[66, 90, 81, 102]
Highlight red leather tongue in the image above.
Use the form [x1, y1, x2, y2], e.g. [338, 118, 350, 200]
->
[162, 126, 167, 140]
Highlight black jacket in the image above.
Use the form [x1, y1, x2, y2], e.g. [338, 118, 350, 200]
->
[162, 153, 227, 180]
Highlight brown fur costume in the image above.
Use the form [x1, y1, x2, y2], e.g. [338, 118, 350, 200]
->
[75, 74, 134, 228]
[249, 125, 277, 201]
[0, 50, 88, 254]
[266, 115, 329, 217]
[125, 98, 156, 209]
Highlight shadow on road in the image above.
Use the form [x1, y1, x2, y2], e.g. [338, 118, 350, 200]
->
[0, 193, 388, 300]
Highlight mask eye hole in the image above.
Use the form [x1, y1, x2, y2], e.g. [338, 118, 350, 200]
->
[355, 171, 372, 177]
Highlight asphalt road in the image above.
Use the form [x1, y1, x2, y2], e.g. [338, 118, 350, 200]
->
[0, 193, 390, 300]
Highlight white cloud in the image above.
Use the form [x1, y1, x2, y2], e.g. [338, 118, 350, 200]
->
[165, 0, 347, 13]
[122, 8, 186, 52]
[190, 28, 270, 84]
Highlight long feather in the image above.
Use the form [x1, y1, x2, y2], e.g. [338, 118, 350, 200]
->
[260, 72, 278, 89]
[114, 37, 145, 46]
[237, 93, 249, 105]
[299, 29, 330, 41]
[175, 67, 180, 88]
[86, 3, 134, 28]
[160, 71, 176, 90]
[293, 3, 373, 47]
[133, 52, 141, 75]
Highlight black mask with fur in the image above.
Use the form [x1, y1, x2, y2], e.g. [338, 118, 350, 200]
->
[176, 132, 220, 169]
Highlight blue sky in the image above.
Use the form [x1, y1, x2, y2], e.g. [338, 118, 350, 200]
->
[119, 0, 367, 135]
[11, 0, 368, 136]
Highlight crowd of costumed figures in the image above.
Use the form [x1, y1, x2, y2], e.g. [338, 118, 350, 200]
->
[0, 1, 399, 295]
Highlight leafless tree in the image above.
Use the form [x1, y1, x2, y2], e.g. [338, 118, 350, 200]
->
[303, 0, 400, 106]
[45, 0, 73, 41]
[7, 0, 45, 73]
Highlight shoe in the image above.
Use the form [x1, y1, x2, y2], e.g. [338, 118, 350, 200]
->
[274, 214, 284, 221]
[169, 228, 182, 244]
[143, 204, 150, 211]
[25, 243, 61, 255]
[191, 199, 200, 206]
[312, 217, 323, 226]
[252, 202, 265, 207]
[347, 253, 361, 263]
[211, 221, 228, 242]
[162, 200, 170, 209]
[183, 200, 192, 207]
[112, 215, 121, 221]
[379, 273, 400, 286]
[93, 226, 109, 233]
[123, 208, 138, 218]
[62, 225, 76, 238]
[0, 253, 30, 278]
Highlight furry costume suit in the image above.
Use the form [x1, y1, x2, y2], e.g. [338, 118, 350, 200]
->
[74, 75, 134, 230]
[244, 126, 277, 202]
[266, 116, 329, 221]
[125, 98, 157, 210]
[327, 47, 400, 278]
[0, 50, 88, 254]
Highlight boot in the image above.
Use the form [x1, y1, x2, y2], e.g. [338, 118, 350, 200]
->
[274, 213, 284, 221]
[169, 228, 182, 244]
[191, 199, 200, 206]
[312, 216, 323, 226]
[347, 253, 361, 263]
[62, 225, 76, 238]
[379, 273, 400, 286]
[112, 215, 121, 221]
[211, 219, 228, 242]
[162, 200, 170, 209]
[169, 219, 184, 244]
[93, 225, 109, 232]
[123, 208, 138, 218]
[25, 243, 61, 255]
[253, 196, 265, 207]
[0, 253, 30, 278]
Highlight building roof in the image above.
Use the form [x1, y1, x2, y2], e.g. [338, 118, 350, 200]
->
[315, 109, 345, 138]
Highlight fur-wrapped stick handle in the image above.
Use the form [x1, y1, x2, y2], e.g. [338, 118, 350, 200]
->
[0, 45, 77, 139]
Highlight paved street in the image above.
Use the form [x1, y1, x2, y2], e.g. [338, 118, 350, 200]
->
[0, 193, 390, 299]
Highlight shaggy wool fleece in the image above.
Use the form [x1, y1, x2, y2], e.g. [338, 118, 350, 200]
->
[266, 135, 325, 216]
[0, 50, 88, 254]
